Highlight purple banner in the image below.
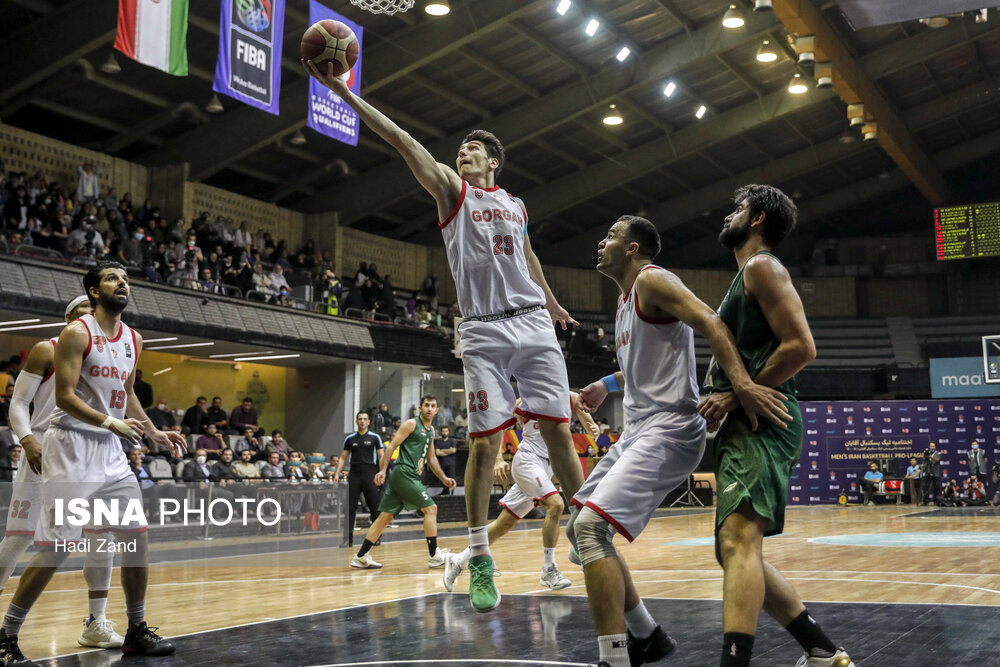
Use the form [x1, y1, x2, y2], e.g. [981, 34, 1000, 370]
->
[307, 0, 363, 146]
[790, 399, 1000, 505]
[212, 0, 285, 115]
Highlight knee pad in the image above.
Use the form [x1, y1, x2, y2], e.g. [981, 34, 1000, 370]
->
[84, 547, 115, 591]
[573, 507, 617, 566]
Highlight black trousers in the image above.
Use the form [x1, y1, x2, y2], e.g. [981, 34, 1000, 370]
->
[923, 475, 939, 504]
[345, 464, 381, 545]
[437, 458, 456, 495]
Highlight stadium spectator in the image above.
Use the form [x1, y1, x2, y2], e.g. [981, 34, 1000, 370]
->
[205, 396, 230, 433]
[117, 225, 147, 267]
[196, 424, 226, 458]
[434, 427, 458, 496]
[234, 449, 261, 482]
[265, 430, 291, 461]
[862, 461, 883, 506]
[420, 272, 438, 300]
[269, 264, 290, 302]
[133, 369, 154, 410]
[230, 397, 262, 436]
[259, 451, 285, 482]
[374, 403, 394, 434]
[76, 162, 100, 203]
[234, 425, 261, 457]
[181, 396, 207, 435]
[0, 445, 21, 482]
[968, 440, 987, 477]
[198, 268, 216, 291]
[234, 220, 252, 248]
[320, 270, 342, 316]
[149, 398, 181, 433]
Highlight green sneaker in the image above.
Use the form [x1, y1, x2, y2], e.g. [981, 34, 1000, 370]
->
[468, 554, 500, 613]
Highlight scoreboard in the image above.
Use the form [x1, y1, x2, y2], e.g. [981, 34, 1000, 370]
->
[935, 202, 1000, 260]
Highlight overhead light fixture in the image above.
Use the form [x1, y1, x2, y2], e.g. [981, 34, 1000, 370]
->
[152, 367, 173, 376]
[233, 354, 301, 362]
[847, 103, 865, 127]
[206, 94, 224, 114]
[919, 17, 950, 28]
[795, 36, 815, 64]
[722, 4, 744, 28]
[616, 46, 631, 62]
[695, 104, 707, 119]
[289, 129, 307, 145]
[100, 52, 121, 75]
[837, 129, 856, 144]
[451, 388, 465, 392]
[143, 337, 179, 343]
[862, 122, 878, 142]
[145, 342, 216, 351]
[753, 0, 773, 11]
[209, 351, 274, 358]
[424, 0, 450, 16]
[585, 18, 600, 36]
[0, 318, 40, 326]
[663, 81, 677, 97]
[815, 62, 833, 88]
[976, 8, 988, 23]
[556, 0, 571, 15]
[602, 104, 623, 125]
[756, 40, 778, 63]
[0, 322, 66, 333]
[787, 73, 808, 94]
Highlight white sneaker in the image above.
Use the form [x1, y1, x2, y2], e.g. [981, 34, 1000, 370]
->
[77, 616, 125, 648]
[793, 648, 855, 667]
[351, 553, 383, 569]
[866, 501, 874, 506]
[540, 564, 572, 590]
[428, 547, 450, 568]
[442, 551, 464, 591]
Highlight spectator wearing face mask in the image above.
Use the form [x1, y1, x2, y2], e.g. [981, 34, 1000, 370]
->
[148, 398, 181, 433]
[968, 440, 987, 478]
[182, 449, 236, 518]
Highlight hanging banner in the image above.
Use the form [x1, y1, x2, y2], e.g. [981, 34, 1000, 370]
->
[306, 0, 363, 146]
[213, 0, 285, 115]
[115, 0, 189, 76]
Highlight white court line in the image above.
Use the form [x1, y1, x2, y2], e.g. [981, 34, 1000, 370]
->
[312, 661, 589, 666]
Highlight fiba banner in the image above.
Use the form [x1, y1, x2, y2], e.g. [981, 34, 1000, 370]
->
[213, 0, 285, 115]
[307, 0, 363, 146]
[790, 399, 1000, 505]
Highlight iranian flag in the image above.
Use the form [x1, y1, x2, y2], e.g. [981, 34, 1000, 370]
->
[114, 0, 189, 76]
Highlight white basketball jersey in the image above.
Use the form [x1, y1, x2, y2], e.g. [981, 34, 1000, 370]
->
[615, 266, 700, 421]
[28, 337, 59, 434]
[517, 417, 547, 458]
[49, 314, 137, 435]
[440, 180, 546, 318]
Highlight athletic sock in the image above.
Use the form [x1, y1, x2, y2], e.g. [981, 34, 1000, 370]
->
[126, 600, 145, 627]
[89, 597, 108, 622]
[597, 633, 630, 667]
[426, 536, 438, 558]
[720, 632, 754, 667]
[785, 609, 837, 655]
[624, 600, 657, 640]
[456, 546, 473, 568]
[1, 603, 28, 637]
[469, 526, 489, 558]
[543, 547, 555, 568]
[357, 539, 375, 558]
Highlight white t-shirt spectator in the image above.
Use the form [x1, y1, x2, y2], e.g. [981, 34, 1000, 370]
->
[76, 165, 101, 202]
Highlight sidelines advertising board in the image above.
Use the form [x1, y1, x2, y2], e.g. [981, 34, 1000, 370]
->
[789, 399, 1000, 505]
[213, 0, 286, 115]
[929, 356, 1000, 398]
[306, 0, 363, 146]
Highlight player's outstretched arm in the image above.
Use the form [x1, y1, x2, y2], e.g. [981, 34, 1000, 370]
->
[303, 60, 461, 216]
[636, 269, 790, 431]
[8, 340, 55, 473]
[570, 391, 600, 438]
[125, 332, 186, 457]
[523, 232, 578, 330]
[742, 254, 816, 388]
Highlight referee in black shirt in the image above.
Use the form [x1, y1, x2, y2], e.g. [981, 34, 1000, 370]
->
[334, 411, 385, 548]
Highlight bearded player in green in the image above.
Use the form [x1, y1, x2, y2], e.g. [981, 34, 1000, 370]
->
[351, 395, 456, 570]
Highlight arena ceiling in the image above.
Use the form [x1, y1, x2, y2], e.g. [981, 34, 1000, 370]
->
[3, 0, 1000, 269]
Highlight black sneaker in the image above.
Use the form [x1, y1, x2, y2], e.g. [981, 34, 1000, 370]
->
[627, 625, 677, 666]
[0, 628, 38, 666]
[122, 622, 175, 656]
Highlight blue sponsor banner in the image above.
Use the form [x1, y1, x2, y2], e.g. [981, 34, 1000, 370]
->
[306, 0, 363, 146]
[791, 399, 1000, 505]
[929, 356, 1000, 398]
[213, 0, 285, 115]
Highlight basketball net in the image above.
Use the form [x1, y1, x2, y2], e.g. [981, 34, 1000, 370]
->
[348, 0, 413, 14]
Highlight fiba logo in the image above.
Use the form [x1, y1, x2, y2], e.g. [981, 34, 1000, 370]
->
[236, 0, 272, 32]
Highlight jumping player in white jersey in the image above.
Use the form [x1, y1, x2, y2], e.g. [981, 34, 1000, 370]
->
[3, 295, 127, 650]
[0, 262, 186, 665]
[573, 217, 790, 667]
[305, 61, 585, 613]
[443, 394, 599, 593]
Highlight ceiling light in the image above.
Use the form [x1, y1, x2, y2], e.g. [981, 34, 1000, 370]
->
[919, 17, 950, 28]
[0, 318, 40, 326]
[837, 129, 856, 144]
[815, 62, 833, 88]
[209, 351, 274, 358]
[695, 104, 707, 119]
[976, 8, 988, 23]
[585, 18, 600, 36]
[289, 129, 306, 145]
[862, 122, 878, 142]
[144, 337, 178, 343]
[556, 0, 571, 15]
[663, 81, 677, 97]
[603, 104, 623, 125]
[756, 40, 778, 63]
[152, 367, 172, 376]
[722, 5, 744, 29]
[100, 52, 121, 75]
[0, 322, 66, 333]
[424, 0, 450, 16]
[847, 103, 865, 127]
[206, 94, 224, 114]
[145, 342, 216, 351]
[753, 0, 773, 10]
[796, 36, 815, 64]
[787, 73, 808, 94]
[233, 354, 301, 362]
[616, 46, 631, 62]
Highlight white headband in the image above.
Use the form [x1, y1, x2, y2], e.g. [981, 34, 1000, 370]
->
[64, 295, 90, 319]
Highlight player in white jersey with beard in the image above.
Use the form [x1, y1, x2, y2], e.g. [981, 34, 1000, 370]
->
[443, 393, 599, 592]
[572, 216, 790, 667]
[0, 262, 186, 666]
[3, 295, 127, 650]
[306, 61, 585, 614]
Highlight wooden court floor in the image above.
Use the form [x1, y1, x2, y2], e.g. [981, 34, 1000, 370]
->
[9, 504, 1000, 662]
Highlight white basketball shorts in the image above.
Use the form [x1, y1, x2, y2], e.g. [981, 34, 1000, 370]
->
[498, 447, 559, 519]
[5, 430, 45, 537]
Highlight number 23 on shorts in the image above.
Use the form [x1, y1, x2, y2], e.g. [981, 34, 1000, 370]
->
[469, 390, 489, 412]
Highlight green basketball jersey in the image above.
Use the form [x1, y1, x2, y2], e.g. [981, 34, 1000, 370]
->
[706, 251, 797, 398]
[396, 419, 434, 474]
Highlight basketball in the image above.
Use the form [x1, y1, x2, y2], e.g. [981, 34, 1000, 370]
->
[301, 19, 359, 77]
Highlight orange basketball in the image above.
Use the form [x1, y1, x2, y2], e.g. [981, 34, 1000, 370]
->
[301, 19, 359, 77]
